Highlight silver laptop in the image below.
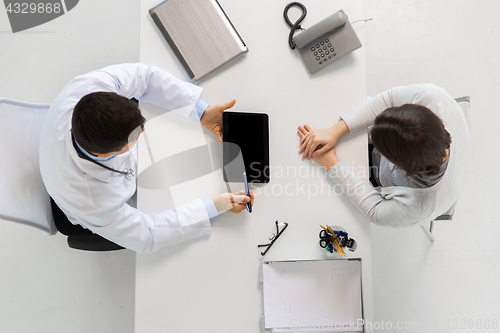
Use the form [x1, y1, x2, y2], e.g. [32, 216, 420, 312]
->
[149, 0, 248, 83]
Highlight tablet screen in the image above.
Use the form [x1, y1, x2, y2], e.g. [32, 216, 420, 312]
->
[223, 112, 270, 183]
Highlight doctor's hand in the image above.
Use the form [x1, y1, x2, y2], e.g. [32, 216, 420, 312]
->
[298, 126, 339, 171]
[201, 99, 236, 143]
[212, 190, 254, 214]
[298, 120, 350, 160]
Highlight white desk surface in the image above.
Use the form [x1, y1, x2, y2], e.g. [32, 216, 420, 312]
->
[136, 0, 372, 332]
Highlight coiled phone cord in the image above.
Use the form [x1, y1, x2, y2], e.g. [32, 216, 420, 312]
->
[283, 2, 307, 50]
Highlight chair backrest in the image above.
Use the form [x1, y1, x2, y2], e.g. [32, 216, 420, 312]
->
[0, 99, 56, 234]
[436, 96, 471, 220]
[455, 96, 471, 133]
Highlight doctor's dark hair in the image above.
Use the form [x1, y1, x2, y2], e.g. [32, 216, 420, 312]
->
[72, 92, 146, 154]
[370, 104, 451, 176]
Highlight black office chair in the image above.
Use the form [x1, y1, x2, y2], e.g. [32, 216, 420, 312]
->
[51, 198, 125, 251]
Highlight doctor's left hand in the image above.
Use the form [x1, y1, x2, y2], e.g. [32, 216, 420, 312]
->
[201, 99, 236, 143]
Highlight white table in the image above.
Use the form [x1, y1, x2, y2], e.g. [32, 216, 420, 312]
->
[136, 0, 372, 332]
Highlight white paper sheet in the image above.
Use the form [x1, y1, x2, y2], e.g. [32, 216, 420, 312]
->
[263, 260, 363, 332]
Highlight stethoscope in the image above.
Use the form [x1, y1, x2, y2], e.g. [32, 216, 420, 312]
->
[71, 134, 135, 181]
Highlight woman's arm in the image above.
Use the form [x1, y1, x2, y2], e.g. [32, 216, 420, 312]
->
[326, 161, 432, 227]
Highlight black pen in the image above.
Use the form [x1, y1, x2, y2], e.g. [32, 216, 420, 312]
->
[243, 172, 252, 213]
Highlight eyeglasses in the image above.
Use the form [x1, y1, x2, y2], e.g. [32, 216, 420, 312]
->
[258, 221, 288, 256]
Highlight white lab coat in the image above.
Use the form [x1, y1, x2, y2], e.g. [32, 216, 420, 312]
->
[39, 63, 211, 253]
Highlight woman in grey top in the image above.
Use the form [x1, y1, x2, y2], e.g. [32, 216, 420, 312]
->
[297, 84, 470, 227]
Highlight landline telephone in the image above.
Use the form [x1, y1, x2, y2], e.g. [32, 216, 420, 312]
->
[284, 2, 362, 74]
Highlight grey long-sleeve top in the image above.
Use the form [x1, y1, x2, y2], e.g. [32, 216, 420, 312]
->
[326, 84, 470, 227]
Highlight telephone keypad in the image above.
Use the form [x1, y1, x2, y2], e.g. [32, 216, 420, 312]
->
[310, 38, 335, 65]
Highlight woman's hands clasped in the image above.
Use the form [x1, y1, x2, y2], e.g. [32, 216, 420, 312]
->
[298, 120, 350, 160]
[297, 120, 350, 171]
[298, 125, 337, 159]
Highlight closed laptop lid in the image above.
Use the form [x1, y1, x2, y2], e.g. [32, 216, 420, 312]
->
[150, 0, 248, 82]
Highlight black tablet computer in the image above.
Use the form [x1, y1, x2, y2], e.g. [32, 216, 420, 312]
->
[223, 112, 270, 183]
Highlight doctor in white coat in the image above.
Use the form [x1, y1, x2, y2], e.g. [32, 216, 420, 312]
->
[39, 63, 254, 253]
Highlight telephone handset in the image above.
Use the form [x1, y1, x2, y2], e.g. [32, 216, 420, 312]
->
[284, 2, 362, 74]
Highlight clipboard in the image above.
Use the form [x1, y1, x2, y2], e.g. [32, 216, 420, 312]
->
[261, 259, 364, 333]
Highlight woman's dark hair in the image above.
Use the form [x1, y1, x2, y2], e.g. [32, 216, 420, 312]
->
[370, 104, 451, 176]
[72, 92, 146, 154]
